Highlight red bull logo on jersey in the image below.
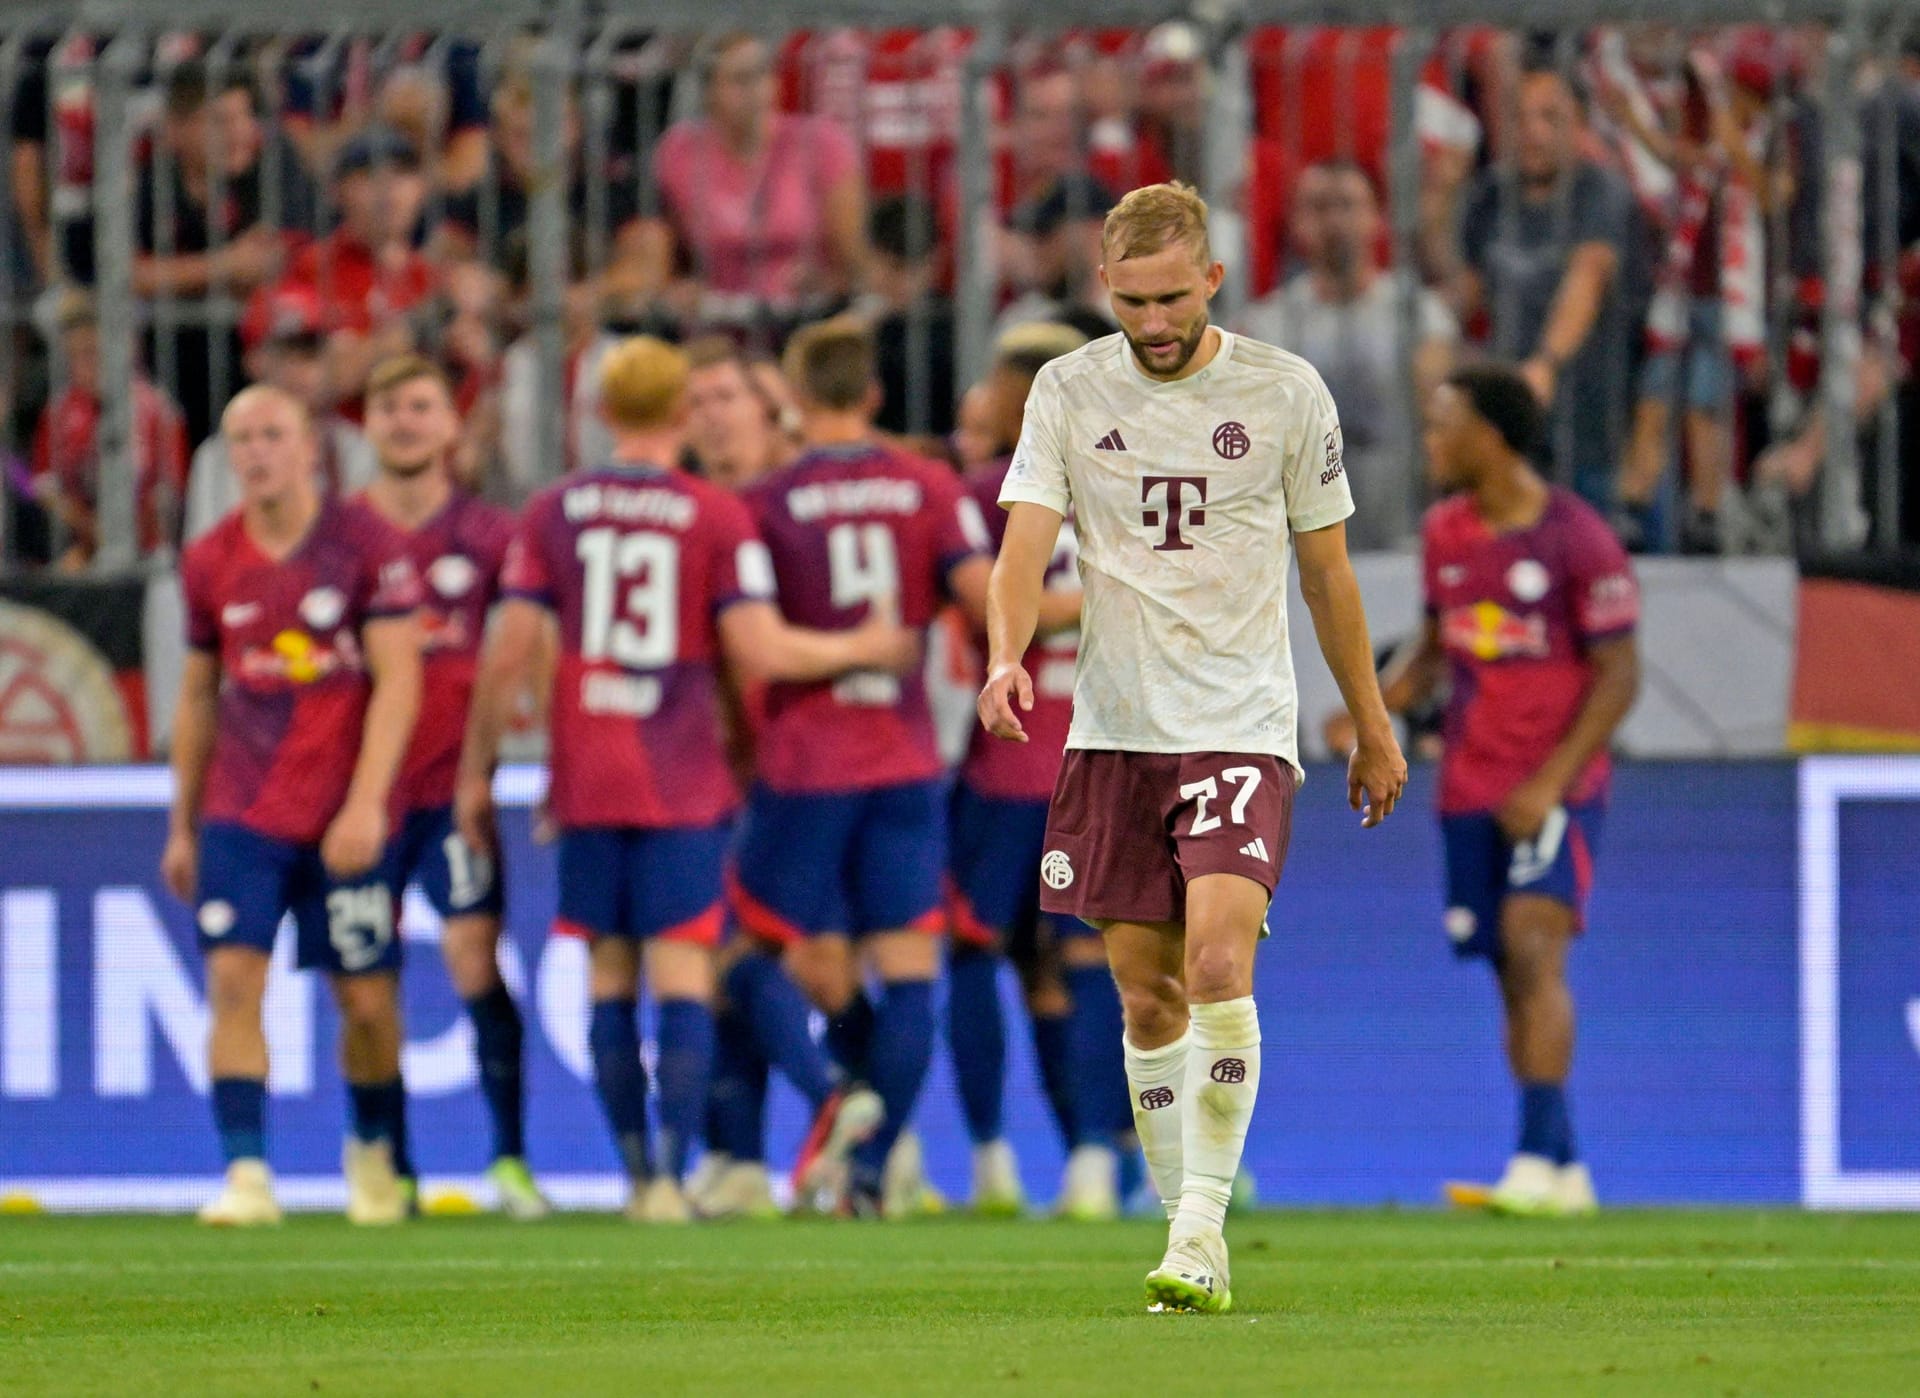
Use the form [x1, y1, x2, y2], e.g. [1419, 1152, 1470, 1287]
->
[237, 630, 355, 685]
[1442, 601, 1550, 662]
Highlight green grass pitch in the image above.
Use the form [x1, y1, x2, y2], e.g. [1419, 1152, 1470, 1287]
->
[5, 1211, 1920, 1395]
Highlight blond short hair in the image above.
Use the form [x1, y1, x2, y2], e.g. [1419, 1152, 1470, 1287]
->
[365, 353, 451, 403]
[783, 316, 875, 412]
[993, 322, 1088, 380]
[1101, 181, 1211, 264]
[600, 336, 689, 431]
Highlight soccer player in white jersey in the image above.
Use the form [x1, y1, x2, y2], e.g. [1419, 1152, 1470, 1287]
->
[980, 183, 1409, 1313]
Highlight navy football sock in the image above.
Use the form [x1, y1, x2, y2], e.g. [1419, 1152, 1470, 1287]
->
[851, 979, 935, 1182]
[346, 1078, 405, 1167]
[212, 1077, 266, 1164]
[1029, 1011, 1078, 1151]
[1064, 964, 1133, 1146]
[654, 999, 715, 1181]
[946, 946, 1006, 1145]
[727, 951, 838, 1109]
[825, 991, 877, 1082]
[707, 1005, 770, 1163]
[1519, 1080, 1575, 1165]
[588, 998, 653, 1182]
[464, 984, 525, 1161]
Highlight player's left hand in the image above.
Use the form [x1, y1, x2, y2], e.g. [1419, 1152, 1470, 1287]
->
[1496, 776, 1560, 844]
[850, 592, 923, 675]
[321, 799, 389, 880]
[1348, 731, 1409, 828]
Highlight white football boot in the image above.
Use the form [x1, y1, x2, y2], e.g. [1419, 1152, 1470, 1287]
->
[1056, 1144, 1120, 1222]
[1486, 1153, 1562, 1218]
[197, 1159, 282, 1227]
[1145, 1230, 1232, 1314]
[971, 1139, 1026, 1217]
[342, 1138, 406, 1226]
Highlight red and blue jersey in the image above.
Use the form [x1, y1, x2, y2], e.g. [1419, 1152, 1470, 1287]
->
[1423, 487, 1639, 815]
[388, 491, 516, 812]
[743, 442, 987, 795]
[182, 497, 423, 844]
[503, 463, 770, 831]
[960, 455, 1079, 802]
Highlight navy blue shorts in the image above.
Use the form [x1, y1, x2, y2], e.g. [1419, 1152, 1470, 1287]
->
[555, 821, 731, 943]
[385, 805, 505, 920]
[195, 821, 401, 976]
[1441, 801, 1603, 962]
[731, 780, 947, 941]
[947, 783, 1095, 952]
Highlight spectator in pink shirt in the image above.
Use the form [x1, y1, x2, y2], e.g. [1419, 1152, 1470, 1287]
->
[644, 32, 869, 341]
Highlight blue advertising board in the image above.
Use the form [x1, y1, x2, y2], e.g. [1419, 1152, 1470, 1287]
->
[0, 758, 1913, 1209]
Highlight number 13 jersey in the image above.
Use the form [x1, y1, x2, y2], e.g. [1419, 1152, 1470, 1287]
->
[502, 462, 774, 831]
[999, 332, 1353, 780]
[744, 443, 988, 794]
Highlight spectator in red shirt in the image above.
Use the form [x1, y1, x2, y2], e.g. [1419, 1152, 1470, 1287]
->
[32, 292, 189, 568]
[276, 128, 438, 410]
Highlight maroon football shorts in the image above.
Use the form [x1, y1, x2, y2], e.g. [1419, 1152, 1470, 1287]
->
[1036, 749, 1297, 925]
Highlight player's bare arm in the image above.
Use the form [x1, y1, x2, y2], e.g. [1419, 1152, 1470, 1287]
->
[945, 554, 995, 630]
[321, 613, 422, 880]
[160, 649, 221, 903]
[1295, 521, 1409, 827]
[1497, 634, 1640, 843]
[717, 596, 920, 684]
[1324, 618, 1444, 756]
[979, 501, 1065, 742]
[456, 597, 546, 857]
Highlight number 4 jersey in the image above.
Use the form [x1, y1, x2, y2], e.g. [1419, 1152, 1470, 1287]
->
[744, 443, 988, 794]
[502, 462, 776, 830]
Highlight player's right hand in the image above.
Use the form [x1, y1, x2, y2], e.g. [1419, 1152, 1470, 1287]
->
[455, 773, 499, 858]
[978, 661, 1034, 742]
[321, 800, 388, 880]
[160, 827, 198, 904]
[1348, 732, 1409, 829]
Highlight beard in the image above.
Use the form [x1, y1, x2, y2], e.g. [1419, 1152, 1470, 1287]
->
[378, 449, 439, 479]
[1124, 312, 1211, 380]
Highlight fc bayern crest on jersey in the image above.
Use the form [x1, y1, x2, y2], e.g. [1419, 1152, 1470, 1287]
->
[429, 554, 478, 598]
[1506, 559, 1551, 604]
[1212, 421, 1251, 460]
[299, 586, 347, 630]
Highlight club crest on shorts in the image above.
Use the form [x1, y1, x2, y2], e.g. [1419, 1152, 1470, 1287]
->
[1040, 849, 1074, 890]
[1138, 1086, 1175, 1111]
[1209, 1058, 1247, 1084]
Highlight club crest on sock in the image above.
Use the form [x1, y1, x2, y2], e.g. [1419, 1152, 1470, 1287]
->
[1209, 1058, 1247, 1084]
[1138, 1086, 1176, 1110]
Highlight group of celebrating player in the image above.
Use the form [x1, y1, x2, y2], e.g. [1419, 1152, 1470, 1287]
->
[160, 180, 1640, 1315]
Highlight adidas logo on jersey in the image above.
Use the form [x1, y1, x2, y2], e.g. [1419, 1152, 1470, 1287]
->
[1093, 429, 1128, 452]
[1239, 837, 1270, 862]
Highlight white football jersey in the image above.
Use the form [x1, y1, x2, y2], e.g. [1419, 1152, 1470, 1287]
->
[999, 330, 1353, 776]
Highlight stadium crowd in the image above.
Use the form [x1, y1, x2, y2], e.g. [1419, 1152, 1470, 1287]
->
[0, 20, 1916, 573]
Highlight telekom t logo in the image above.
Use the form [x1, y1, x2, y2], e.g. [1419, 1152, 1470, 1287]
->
[1141, 475, 1208, 551]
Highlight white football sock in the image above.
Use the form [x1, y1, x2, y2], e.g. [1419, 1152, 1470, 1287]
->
[1173, 997, 1261, 1240]
[1123, 1027, 1191, 1222]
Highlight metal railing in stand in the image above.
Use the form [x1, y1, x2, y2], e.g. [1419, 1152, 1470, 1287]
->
[5, 0, 1909, 577]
